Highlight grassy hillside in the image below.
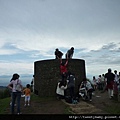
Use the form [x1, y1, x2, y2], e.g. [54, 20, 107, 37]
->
[1, 90, 120, 115]
[0, 97, 10, 114]
[0, 93, 71, 114]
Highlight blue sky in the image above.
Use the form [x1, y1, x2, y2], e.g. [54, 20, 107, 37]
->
[0, 0, 120, 79]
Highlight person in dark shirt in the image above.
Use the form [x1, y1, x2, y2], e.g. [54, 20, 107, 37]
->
[67, 72, 75, 101]
[105, 68, 115, 99]
[55, 48, 63, 59]
[65, 47, 74, 59]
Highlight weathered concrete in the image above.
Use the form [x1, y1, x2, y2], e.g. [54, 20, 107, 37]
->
[34, 59, 86, 97]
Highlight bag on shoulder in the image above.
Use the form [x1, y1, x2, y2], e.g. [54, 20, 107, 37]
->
[15, 80, 22, 92]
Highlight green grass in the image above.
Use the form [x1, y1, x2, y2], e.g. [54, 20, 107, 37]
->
[0, 94, 72, 114]
[1, 94, 120, 114]
[0, 97, 10, 114]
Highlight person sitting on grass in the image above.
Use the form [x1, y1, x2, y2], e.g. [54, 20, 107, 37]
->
[23, 84, 31, 107]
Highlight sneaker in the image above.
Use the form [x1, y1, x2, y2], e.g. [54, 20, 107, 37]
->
[10, 102, 17, 106]
[17, 112, 22, 115]
[24, 104, 26, 107]
[89, 99, 92, 102]
[10, 102, 12, 106]
[28, 104, 30, 106]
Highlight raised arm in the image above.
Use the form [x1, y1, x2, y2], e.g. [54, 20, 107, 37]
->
[65, 59, 68, 66]
[60, 58, 62, 64]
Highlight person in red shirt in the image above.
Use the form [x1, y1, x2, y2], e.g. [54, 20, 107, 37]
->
[60, 58, 68, 83]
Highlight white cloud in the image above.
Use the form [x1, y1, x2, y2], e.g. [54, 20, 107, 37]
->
[0, 61, 33, 76]
[0, 0, 120, 77]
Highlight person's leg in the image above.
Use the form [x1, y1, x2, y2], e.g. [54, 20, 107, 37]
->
[88, 89, 92, 101]
[111, 89, 113, 97]
[72, 87, 75, 99]
[61, 74, 64, 82]
[11, 92, 16, 114]
[16, 92, 21, 114]
[24, 96, 27, 106]
[71, 87, 75, 103]
[10, 91, 12, 106]
[27, 96, 30, 106]
[69, 87, 74, 99]
[108, 89, 111, 98]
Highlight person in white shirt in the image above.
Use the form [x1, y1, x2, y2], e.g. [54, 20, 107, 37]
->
[92, 76, 97, 90]
[101, 74, 105, 91]
[7, 73, 23, 114]
[56, 80, 67, 99]
[79, 78, 93, 102]
[113, 70, 119, 97]
[114, 70, 119, 84]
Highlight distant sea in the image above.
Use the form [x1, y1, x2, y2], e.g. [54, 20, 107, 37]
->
[0, 75, 33, 87]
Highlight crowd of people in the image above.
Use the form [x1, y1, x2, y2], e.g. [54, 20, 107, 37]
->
[91, 69, 120, 100]
[54, 47, 74, 59]
[7, 47, 75, 114]
[7, 46, 120, 114]
[55, 47, 77, 104]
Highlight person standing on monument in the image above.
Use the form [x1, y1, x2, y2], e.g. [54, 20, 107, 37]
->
[55, 48, 63, 59]
[65, 47, 74, 59]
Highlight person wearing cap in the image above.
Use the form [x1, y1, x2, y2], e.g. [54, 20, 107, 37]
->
[54, 48, 63, 59]
[105, 68, 115, 99]
[65, 47, 74, 59]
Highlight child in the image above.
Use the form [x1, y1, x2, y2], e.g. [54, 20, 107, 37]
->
[23, 84, 31, 106]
